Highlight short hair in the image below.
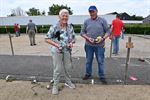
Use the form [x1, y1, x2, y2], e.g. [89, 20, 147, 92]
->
[29, 20, 32, 22]
[116, 14, 120, 18]
[59, 9, 69, 16]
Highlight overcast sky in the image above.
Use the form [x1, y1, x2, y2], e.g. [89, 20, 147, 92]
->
[0, 0, 150, 17]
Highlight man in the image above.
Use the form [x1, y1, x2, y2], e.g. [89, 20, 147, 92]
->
[111, 14, 124, 55]
[26, 20, 37, 46]
[17, 24, 21, 36]
[14, 23, 19, 37]
[80, 6, 110, 84]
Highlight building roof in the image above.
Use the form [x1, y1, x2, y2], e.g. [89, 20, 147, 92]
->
[143, 15, 150, 23]
[0, 15, 116, 26]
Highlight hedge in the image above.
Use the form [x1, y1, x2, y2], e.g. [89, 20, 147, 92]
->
[124, 24, 150, 35]
[0, 24, 150, 35]
[0, 25, 50, 33]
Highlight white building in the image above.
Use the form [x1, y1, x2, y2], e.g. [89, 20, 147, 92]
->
[0, 15, 115, 26]
[0, 15, 143, 26]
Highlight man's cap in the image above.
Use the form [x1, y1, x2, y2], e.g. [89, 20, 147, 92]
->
[88, 6, 97, 11]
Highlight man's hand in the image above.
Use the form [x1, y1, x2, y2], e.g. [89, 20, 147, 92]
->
[81, 34, 94, 44]
[95, 36, 102, 43]
[87, 37, 95, 44]
[109, 35, 113, 40]
[109, 33, 113, 40]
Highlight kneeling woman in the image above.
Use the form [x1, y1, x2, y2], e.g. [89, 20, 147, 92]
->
[46, 9, 76, 95]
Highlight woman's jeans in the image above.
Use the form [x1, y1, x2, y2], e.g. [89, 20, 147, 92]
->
[52, 51, 72, 86]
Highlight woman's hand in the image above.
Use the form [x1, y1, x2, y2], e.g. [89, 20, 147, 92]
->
[58, 45, 63, 51]
[67, 42, 73, 48]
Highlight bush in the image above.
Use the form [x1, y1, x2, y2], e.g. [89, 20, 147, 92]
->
[73, 24, 81, 33]
[0, 25, 51, 34]
[124, 24, 150, 35]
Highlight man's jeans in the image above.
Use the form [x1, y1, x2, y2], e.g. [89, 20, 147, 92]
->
[28, 30, 36, 45]
[16, 31, 19, 37]
[84, 44, 105, 79]
[112, 36, 120, 54]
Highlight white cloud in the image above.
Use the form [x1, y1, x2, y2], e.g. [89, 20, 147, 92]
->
[0, 0, 150, 17]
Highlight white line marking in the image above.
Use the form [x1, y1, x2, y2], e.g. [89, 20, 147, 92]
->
[145, 59, 150, 65]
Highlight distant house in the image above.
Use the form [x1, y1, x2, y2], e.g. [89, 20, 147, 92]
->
[107, 12, 133, 20]
[119, 12, 133, 20]
[143, 15, 150, 24]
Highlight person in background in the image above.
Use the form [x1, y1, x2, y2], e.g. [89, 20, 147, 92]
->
[26, 20, 37, 46]
[110, 14, 124, 55]
[14, 23, 19, 37]
[17, 24, 21, 36]
[80, 5, 110, 84]
[46, 9, 76, 95]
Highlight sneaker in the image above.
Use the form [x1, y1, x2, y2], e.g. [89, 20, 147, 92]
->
[52, 86, 59, 95]
[82, 74, 92, 80]
[65, 82, 76, 89]
[100, 78, 107, 85]
[112, 52, 119, 55]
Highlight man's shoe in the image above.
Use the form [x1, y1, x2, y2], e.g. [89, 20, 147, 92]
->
[33, 44, 36, 45]
[112, 52, 119, 56]
[83, 75, 92, 80]
[100, 78, 107, 85]
[65, 82, 75, 89]
[52, 86, 59, 95]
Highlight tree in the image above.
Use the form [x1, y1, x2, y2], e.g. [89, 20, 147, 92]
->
[131, 15, 144, 20]
[41, 10, 46, 16]
[8, 7, 25, 16]
[26, 7, 41, 16]
[48, 4, 73, 15]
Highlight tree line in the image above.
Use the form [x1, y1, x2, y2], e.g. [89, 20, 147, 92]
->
[8, 4, 73, 16]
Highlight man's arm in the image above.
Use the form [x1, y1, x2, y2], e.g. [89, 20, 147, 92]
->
[80, 22, 94, 44]
[122, 22, 124, 31]
[35, 25, 37, 33]
[81, 34, 94, 43]
[26, 26, 28, 34]
[102, 19, 111, 40]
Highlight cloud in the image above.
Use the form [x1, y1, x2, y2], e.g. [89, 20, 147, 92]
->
[0, 0, 149, 17]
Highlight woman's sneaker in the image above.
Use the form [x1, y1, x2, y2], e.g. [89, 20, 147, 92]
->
[52, 86, 59, 95]
[65, 82, 76, 89]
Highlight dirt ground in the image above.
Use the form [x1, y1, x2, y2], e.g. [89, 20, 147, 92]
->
[0, 34, 150, 100]
[0, 34, 150, 58]
[0, 80, 150, 100]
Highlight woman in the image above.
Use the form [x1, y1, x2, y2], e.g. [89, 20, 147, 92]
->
[46, 9, 76, 95]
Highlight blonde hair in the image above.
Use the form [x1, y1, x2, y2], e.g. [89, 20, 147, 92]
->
[59, 9, 69, 16]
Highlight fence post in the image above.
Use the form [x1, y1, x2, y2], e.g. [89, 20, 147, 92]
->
[109, 40, 113, 58]
[124, 37, 134, 84]
[8, 32, 14, 56]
